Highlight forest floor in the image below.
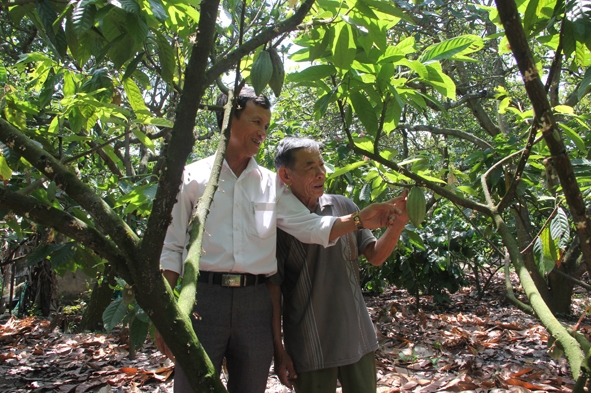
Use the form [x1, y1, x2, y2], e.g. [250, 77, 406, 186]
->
[0, 270, 588, 393]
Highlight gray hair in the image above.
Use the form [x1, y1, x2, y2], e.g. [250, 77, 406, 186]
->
[275, 137, 322, 170]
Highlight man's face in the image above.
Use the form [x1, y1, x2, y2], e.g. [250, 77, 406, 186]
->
[283, 148, 326, 208]
[229, 100, 271, 159]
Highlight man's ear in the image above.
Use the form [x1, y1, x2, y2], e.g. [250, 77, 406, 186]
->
[278, 167, 292, 186]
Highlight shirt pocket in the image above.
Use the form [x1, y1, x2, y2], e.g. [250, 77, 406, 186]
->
[248, 202, 277, 239]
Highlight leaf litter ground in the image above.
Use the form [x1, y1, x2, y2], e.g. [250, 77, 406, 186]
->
[0, 271, 587, 393]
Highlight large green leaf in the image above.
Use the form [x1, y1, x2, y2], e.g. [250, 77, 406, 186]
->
[123, 78, 149, 115]
[130, 313, 150, 350]
[147, 0, 168, 22]
[0, 156, 12, 181]
[288, 65, 336, 84]
[156, 32, 175, 85]
[523, 0, 540, 34]
[332, 23, 356, 70]
[350, 91, 378, 135]
[424, 63, 456, 99]
[550, 207, 570, 251]
[420, 35, 483, 63]
[327, 161, 367, 179]
[558, 123, 587, 153]
[108, 0, 140, 14]
[577, 66, 591, 101]
[103, 299, 128, 332]
[72, 0, 96, 35]
[131, 128, 156, 153]
[50, 242, 77, 269]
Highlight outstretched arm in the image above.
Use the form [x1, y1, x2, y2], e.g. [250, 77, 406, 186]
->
[329, 196, 404, 241]
[267, 282, 297, 388]
[363, 191, 409, 266]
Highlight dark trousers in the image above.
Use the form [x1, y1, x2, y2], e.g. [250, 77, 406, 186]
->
[174, 282, 274, 393]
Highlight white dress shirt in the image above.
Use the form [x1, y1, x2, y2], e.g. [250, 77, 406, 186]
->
[160, 154, 337, 276]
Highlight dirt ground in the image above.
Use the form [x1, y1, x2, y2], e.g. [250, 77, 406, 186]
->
[0, 270, 586, 392]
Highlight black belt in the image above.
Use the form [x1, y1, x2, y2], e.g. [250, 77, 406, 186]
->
[198, 271, 266, 287]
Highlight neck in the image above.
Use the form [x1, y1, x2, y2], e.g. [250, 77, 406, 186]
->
[304, 198, 319, 212]
[225, 150, 251, 178]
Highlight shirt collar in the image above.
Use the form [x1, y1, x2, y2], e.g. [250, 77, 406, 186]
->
[316, 194, 334, 214]
[221, 155, 262, 178]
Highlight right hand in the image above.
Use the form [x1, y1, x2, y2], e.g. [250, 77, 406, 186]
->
[274, 348, 297, 389]
[155, 329, 176, 361]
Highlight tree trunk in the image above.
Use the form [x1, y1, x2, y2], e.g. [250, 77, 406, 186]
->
[80, 266, 117, 331]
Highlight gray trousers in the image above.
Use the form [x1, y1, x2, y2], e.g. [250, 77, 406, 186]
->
[174, 282, 274, 393]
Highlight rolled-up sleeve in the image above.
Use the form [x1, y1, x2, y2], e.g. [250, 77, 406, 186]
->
[276, 190, 337, 248]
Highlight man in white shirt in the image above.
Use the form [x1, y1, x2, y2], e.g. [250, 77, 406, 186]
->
[158, 87, 400, 393]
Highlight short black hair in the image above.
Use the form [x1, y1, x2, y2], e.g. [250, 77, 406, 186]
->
[275, 137, 322, 170]
[216, 86, 271, 129]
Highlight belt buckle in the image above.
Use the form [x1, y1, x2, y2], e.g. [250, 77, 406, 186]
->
[222, 274, 242, 287]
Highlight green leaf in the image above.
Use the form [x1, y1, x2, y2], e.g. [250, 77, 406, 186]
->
[540, 226, 558, 273]
[72, 0, 96, 35]
[108, 0, 140, 14]
[123, 51, 145, 80]
[577, 66, 591, 101]
[136, 117, 174, 127]
[288, 65, 336, 83]
[332, 23, 356, 70]
[103, 299, 128, 332]
[327, 161, 367, 179]
[550, 207, 570, 250]
[314, 90, 336, 120]
[0, 156, 12, 181]
[406, 229, 426, 250]
[425, 63, 456, 99]
[147, 0, 168, 22]
[558, 123, 587, 153]
[523, 0, 540, 34]
[362, 0, 415, 24]
[50, 242, 77, 269]
[156, 32, 175, 85]
[26, 243, 65, 266]
[123, 78, 149, 115]
[350, 91, 378, 135]
[0, 66, 6, 83]
[131, 128, 155, 153]
[130, 315, 150, 351]
[420, 35, 483, 63]
[378, 46, 405, 64]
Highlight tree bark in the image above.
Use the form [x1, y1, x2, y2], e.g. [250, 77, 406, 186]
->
[80, 265, 117, 332]
[495, 0, 591, 276]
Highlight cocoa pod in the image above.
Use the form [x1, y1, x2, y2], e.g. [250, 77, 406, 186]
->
[267, 47, 285, 97]
[407, 186, 426, 228]
[250, 50, 273, 96]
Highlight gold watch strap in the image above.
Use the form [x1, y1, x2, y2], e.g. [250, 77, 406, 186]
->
[352, 212, 364, 230]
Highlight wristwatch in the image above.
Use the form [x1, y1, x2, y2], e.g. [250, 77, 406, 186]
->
[352, 212, 364, 230]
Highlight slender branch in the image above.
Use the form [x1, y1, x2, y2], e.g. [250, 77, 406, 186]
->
[497, 125, 539, 213]
[551, 268, 591, 292]
[450, 200, 505, 257]
[352, 145, 492, 216]
[373, 93, 390, 152]
[397, 124, 494, 150]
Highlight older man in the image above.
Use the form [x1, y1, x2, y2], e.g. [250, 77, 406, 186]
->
[158, 88, 401, 393]
[269, 137, 409, 393]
